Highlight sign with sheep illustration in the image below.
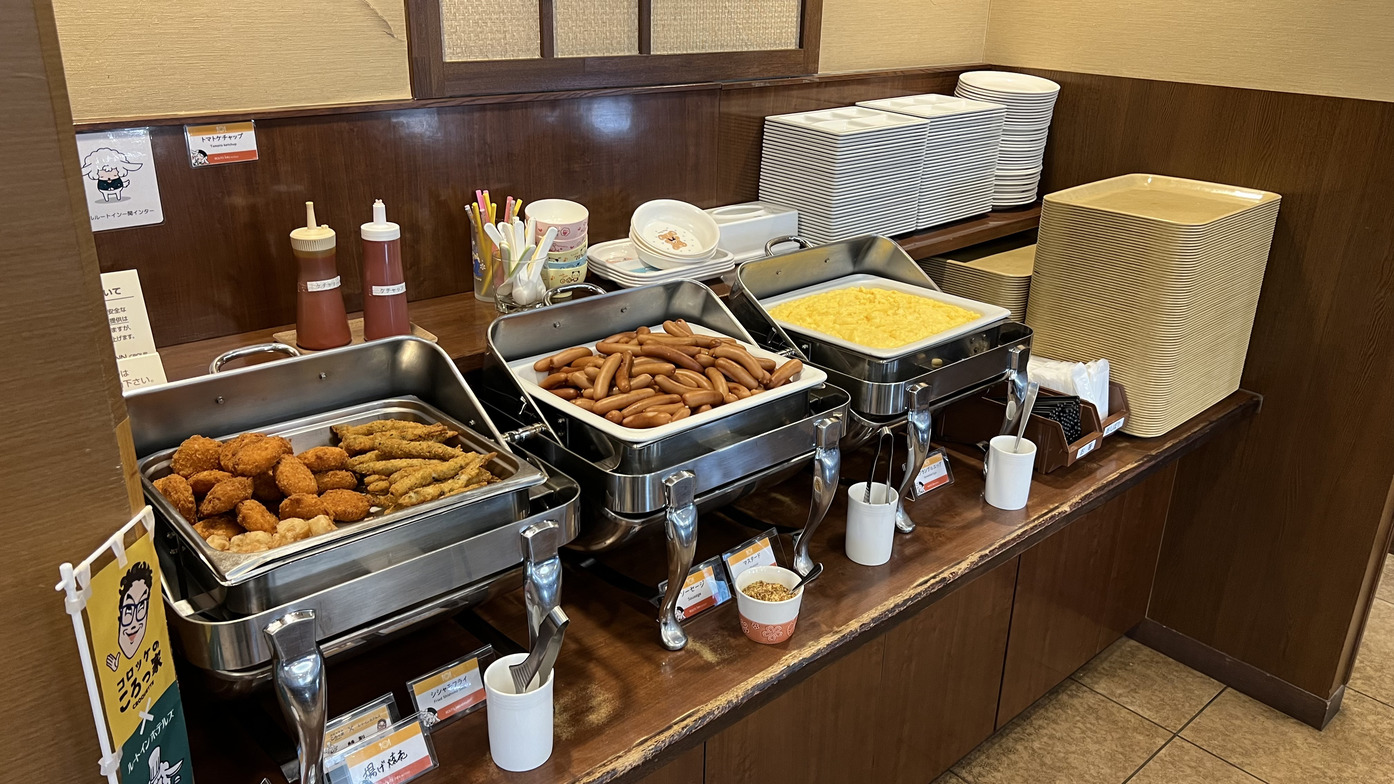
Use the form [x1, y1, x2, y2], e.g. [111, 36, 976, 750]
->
[75, 129, 164, 231]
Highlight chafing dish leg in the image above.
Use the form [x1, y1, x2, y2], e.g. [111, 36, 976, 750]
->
[794, 415, 844, 576]
[658, 471, 698, 651]
[264, 610, 326, 784]
[896, 383, 933, 534]
[521, 520, 563, 647]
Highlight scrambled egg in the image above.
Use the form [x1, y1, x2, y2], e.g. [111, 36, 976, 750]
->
[769, 286, 980, 350]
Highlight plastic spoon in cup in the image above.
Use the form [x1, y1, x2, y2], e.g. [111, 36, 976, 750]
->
[791, 562, 823, 592]
[1014, 382, 1040, 454]
[534, 226, 558, 260]
[482, 221, 505, 250]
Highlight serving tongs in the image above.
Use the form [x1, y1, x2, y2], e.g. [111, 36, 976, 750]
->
[510, 606, 569, 692]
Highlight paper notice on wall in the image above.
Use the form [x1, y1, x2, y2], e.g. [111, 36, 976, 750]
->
[101, 270, 158, 359]
[117, 354, 168, 391]
[75, 129, 164, 231]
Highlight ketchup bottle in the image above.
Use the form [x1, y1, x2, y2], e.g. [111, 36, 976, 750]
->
[360, 199, 410, 341]
[289, 201, 351, 350]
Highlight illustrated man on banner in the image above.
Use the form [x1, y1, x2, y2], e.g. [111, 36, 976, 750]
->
[107, 561, 152, 672]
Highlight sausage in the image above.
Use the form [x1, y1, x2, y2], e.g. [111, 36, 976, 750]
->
[756, 357, 777, 372]
[663, 319, 692, 336]
[730, 383, 752, 399]
[713, 346, 768, 383]
[767, 358, 803, 388]
[615, 353, 632, 393]
[572, 398, 596, 411]
[694, 353, 716, 368]
[676, 318, 695, 335]
[674, 369, 712, 389]
[572, 355, 606, 369]
[539, 372, 570, 389]
[593, 388, 657, 415]
[568, 371, 594, 390]
[629, 373, 654, 390]
[550, 387, 580, 400]
[603, 332, 637, 344]
[682, 389, 723, 408]
[696, 404, 713, 413]
[538, 347, 591, 371]
[671, 406, 691, 421]
[714, 357, 760, 389]
[622, 411, 672, 428]
[632, 360, 675, 377]
[605, 410, 624, 423]
[648, 403, 689, 416]
[642, 344, 703, 371]
[592, 353, 622, 400]
[636, 326, 651, 336]
[705, 367, 730, 397]
[620, 394, 682, 417]
[655, 375, 701, 396]
[597, 341, 644, 355]
[638, 334, 696, 346]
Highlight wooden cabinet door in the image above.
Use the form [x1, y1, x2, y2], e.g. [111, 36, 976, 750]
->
[634, 744, 705, 784]
[705, 559, 1018, 784]
[997, 464, 1178, 726]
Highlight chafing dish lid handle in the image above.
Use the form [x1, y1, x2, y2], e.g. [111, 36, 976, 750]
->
[209, 342, 301, 374]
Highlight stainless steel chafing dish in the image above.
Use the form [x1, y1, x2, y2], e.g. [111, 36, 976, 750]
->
[728, 235, 1034, 531]
[127, 337, 579, 784]
[476, 281, 849, 650]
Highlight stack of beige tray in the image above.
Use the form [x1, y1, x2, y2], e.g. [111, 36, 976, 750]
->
[1026, 174, 1280, 437]
[919, 239, 1034, 320]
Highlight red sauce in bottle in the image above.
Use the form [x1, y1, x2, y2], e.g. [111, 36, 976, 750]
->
[360, 199, 410, 340]
[289, 202, 351, 350]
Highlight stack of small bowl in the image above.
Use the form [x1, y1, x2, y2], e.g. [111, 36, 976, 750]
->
[525, 199, 590, 291]
[629, 200, 722, 271]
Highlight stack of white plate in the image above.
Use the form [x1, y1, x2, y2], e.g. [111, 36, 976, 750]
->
[856, 95, 1005, 230]
[954, 71, 1060, 207]
[587, 238, 735, 288]
[758, 106, 929, 243]
[1026, 174, 1281, 436]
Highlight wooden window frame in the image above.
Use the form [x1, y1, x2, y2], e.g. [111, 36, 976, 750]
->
[406, 0, 823, 98]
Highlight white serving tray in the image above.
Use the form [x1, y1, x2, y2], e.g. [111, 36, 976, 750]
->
[508, 323, 827, 445]
[758, 273, 1011, 359]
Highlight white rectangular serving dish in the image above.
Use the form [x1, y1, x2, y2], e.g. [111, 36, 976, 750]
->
[507, 323, 827, 445]
[758, 273, 1011, 359]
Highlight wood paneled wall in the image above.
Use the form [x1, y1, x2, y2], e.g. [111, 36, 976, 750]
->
[3, 1, 143, 781]
[1026, 68, 1394, 704]
[88, 68, 967, 346]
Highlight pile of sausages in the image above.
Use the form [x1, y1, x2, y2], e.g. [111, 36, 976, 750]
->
[531, 319, 804, 429]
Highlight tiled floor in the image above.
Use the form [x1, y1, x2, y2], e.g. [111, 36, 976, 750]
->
[946, 555, 1394, 784]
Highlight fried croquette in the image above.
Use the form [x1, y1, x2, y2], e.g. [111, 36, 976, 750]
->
[230, 436, 289, 477]
[320, 489, 371, 522]
[307, 514, 338, 536]
[314, 470, 358, 493]
[274, 455, 318, 496]
[227, 530, 276, 553]
[198, 476, 254, 516]
[252, 470, 283, 503]
[279, 493, 327, 520]
[193, 514, 244, 540]
[298, 446, 349, 472]
[188, 469, 234, 495]
[206, 535, 231, 551]
[235, 500, 280, 533]
[218, 433, 262, 472]
[171, 435, 223, 477]
[153, 474, 197, 522]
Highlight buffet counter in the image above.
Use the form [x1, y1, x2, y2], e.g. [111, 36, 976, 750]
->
[182, 389, 1258, 784]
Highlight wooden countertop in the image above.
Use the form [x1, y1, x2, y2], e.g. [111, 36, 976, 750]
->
[186, 389, 1258, 784]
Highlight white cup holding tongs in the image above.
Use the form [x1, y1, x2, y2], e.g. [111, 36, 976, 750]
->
[484, 605, 568, 772]
[846, 428, 899, 566]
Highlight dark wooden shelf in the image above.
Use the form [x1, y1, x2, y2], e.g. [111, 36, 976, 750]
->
[894, 204, 1041, 261]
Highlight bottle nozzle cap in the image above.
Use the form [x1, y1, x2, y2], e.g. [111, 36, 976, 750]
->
[290, 200, 336, 250]
[361, 198, 401, 242]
